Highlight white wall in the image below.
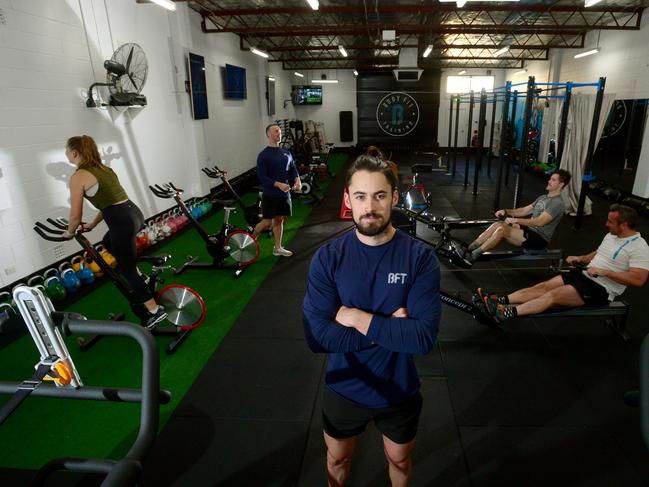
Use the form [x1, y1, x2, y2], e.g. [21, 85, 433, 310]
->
[287, 70, 358, 147]
[0, 0, 296, 287]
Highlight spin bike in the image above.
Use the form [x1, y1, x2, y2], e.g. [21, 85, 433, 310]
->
[149, 182, 259, 277]
[201, 165, 262, 229]
[0, 285, 171, 486]
[34, 218, 206, 354]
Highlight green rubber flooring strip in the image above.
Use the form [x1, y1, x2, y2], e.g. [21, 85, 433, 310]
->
[0, 154, 347, 469]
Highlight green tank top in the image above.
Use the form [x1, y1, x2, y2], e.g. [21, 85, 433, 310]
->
[79, 165, 128, 210]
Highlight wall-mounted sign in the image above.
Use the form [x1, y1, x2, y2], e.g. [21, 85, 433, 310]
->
[375, 92, 420, 136]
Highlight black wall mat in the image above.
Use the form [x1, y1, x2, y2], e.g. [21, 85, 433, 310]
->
[356, 70, 441, 151]
[340, 111, 354, 142]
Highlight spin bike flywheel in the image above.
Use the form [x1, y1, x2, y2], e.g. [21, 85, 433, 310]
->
[225, 230, 259, 266]
[157, 285, 206, 331]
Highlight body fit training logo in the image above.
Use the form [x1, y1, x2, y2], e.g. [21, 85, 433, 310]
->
[375, 92, 420, 137]
[388, 273, 407, 284]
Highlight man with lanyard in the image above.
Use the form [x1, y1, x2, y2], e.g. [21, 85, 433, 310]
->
[464, 169, 571, 264]
[475, 204, 649, 323]
[303, 155, 441, 486]
[253, 123, 301, 256]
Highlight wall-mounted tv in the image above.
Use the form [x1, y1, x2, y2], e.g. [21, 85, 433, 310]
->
[292, 85, 323, 105]
[188, 52, 208, 120]
[225, 64, 247, 100]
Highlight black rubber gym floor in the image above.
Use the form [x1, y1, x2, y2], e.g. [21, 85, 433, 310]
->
[5, 152, 649, 486]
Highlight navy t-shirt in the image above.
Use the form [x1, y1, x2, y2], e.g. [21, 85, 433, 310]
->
[303, 229, 441, 408]
[257, 146, 299, 199]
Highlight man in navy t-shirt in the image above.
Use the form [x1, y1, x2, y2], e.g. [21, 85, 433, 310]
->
[303, 155, 441, 486]
[253, 123, 301, 256]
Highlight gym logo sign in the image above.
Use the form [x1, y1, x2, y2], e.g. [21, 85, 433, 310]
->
[376, 92, 420, 136]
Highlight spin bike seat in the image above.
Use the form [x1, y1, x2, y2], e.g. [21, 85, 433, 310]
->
[213, 199, 237, 207]
[138, 254, 171, 266]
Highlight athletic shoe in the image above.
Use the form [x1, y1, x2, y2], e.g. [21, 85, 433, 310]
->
[273, 247, 293, 257]
[145, 306, 167, 331]
[492, 304, 516, 324]
[475, 288, 499, 316]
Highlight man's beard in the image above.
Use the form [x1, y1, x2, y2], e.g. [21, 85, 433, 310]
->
[354, 212, 391, 237]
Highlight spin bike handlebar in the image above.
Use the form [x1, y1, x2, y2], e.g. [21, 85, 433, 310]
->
[201, 166, 226, 179]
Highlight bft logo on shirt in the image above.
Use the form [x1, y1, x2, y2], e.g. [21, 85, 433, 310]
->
[388, 273, 407, 284]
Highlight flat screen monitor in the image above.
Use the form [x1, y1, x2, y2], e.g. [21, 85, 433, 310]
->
[267, 77, 276, 116]
[225, 64, 247, 99]
[188, 52, 208, 120]
[292, 85, 322, 105]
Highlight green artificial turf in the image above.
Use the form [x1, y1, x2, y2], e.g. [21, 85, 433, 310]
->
[0, 154, 347, 469]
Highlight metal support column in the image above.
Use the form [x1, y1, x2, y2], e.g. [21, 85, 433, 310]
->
[452, 96, 461, 176]
[464, 91, 475, 187]
[474, 89, 488, 195]
[513, 76, 536, 208]
[575, 77, 607, 229]
[487, 94, 498, 176]
[494, 82, 511, 211]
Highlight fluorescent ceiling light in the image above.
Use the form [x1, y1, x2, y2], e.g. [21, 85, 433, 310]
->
[268, 77, 275, 81]
[251, 47, 269, 59]
[456, 0, 467, 7]
[312, 79, 338, 84]
[353, 69, 358, 76]
[584, 0, 602, 6]
[150, 0, 176, 11]
[458, 70, 467, 75]
[338, 45, 348, 57]
[423, 45, 433, 58]
[574, 48, 600, 59]
[514, 69, 527, 75]
[494, 46, 510, 57]
[294, 71, 304, 78]
[306, 0, 319, 10]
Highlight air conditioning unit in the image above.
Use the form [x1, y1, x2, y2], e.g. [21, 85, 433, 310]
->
[393, 69, 423, 82]
[393, 48, 423, 82]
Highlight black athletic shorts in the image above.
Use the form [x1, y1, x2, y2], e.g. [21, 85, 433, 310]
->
[322, 388, 423, 444]
[261, 196, 292, 219]
[522, 228, 548, 250]
[561, 269, 610, 306]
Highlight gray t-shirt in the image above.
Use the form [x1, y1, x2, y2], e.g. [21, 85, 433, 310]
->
[528, 194, 565, 242]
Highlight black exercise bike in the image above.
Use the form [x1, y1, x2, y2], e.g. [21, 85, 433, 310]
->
[34, 218, 206, 354]
[149, 182, 259, 277]
[201, 165, 262, 230]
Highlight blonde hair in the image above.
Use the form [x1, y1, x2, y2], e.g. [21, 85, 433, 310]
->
[66, 135, 106, 171]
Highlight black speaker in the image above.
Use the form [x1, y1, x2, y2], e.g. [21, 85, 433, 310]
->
[340, 111, 354, 142]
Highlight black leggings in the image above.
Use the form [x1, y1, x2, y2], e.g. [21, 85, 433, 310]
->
[101, 200, 152, 304]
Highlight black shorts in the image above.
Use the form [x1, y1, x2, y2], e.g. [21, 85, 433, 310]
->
[322, 388, 423, 444]
[261, 196, 292, 219]
[561, 269, 610, 306]
[522, 228, 548, 250]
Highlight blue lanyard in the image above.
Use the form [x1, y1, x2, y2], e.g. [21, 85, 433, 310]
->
[612, 236, 639, 260]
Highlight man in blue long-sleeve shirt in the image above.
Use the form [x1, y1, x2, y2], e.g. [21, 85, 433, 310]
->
[303, 155, 441, 487]
[253, 123, 301, 256]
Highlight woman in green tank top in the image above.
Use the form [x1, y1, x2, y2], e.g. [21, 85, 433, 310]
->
[62, 135, 167, 329]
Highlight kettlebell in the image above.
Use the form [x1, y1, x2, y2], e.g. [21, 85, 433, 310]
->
[165, 212, 178, 234]
[0, 302, 23, 334]
[44, 276, 67, 301]
[84, 252, 104, 277]
[71, 255, 85, 273]
[95, 244, 117, 268]
[27, 276, 46, 294]
[136, 230, 150, 253]
[190, 203, 202, 220]
[59, 264, 81, 294]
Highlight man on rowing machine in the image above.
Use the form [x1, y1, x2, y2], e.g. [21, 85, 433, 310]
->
[474, 205, 649, 324]
[464, 169, 571, 264]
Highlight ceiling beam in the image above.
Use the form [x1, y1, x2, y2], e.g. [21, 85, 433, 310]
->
[203, 5, 642, 17]
[203, 22, 589, 36]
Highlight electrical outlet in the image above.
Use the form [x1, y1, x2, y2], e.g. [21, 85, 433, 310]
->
[5, 265, 15, 276]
